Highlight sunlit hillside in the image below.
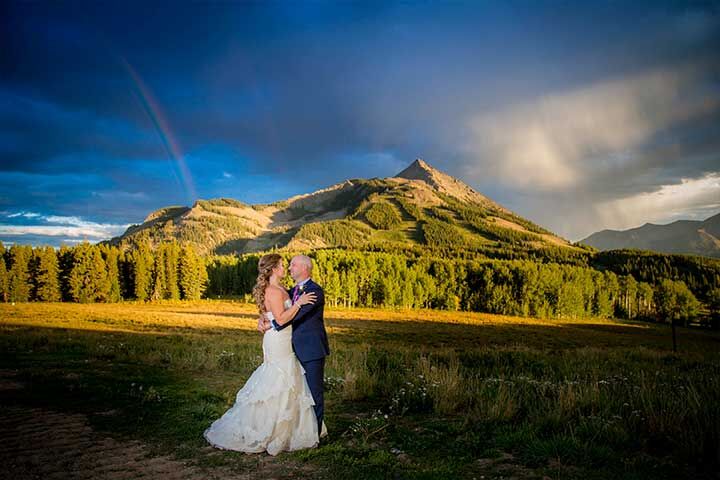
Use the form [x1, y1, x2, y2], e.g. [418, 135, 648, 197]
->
[106, 159, 579, 256]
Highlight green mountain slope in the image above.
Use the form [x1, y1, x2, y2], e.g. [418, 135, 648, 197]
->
[106, 159, 579, 256]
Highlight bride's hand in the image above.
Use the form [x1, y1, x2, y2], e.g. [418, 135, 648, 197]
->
[296, 292, 317, 306]
[257, 314, 271, 333]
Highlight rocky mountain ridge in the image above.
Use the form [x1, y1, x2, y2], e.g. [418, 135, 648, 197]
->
[107, 159, 576, 256]
[581, 212, 720, 258]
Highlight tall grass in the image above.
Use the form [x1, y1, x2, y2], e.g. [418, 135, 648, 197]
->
[326, 344, 720, 468]
[1, 301, 719, 477]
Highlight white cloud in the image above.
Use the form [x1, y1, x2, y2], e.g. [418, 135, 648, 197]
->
[595, 173, 720, 231]
[0, 225, 125, 239]
[465, 64, 719, 191]
[514, 173, 720, 241]
[44, 215, 97, 227]
[0, 211, 130, 241]
[7, 211, 42, 218]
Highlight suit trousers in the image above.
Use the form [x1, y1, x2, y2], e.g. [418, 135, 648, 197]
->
[300, 357, 325, 433]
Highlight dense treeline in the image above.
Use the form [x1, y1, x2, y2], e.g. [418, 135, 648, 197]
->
[2, 239, 716, 326]
[354, 242, 720, 301]
[0, 240, 207, 303]
[592, 249, 720, 301]
[204, 248, 713, 325]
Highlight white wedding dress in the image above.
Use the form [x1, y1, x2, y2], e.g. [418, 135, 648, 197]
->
[203, 299, 321, 455]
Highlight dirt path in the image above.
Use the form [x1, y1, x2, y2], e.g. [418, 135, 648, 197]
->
[0, 368, 546, 479]
[0, 406, 229, 480]
[0, 370, 256, 480]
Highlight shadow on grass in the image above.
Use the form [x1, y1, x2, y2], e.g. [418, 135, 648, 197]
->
[1, 320, 718, 479]
[163, 305, 720, 354]
[4, 313, 719, 357]
[0, 344, 265, 474]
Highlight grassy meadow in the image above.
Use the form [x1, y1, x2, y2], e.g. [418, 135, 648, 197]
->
[1, 301, 719, 479]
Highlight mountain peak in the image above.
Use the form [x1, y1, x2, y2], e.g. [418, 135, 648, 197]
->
[413, 158, 431, 169]
[110, 157, 568, 255]
[395, 158, 437, 180]
[394, 158, 505, 210]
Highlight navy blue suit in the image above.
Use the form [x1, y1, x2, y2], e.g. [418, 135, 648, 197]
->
[276, 279, 329, 431]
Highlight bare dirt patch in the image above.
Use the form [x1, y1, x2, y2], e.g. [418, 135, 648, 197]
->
[0, 369, 310, 480]
[0, 404, 251, 480]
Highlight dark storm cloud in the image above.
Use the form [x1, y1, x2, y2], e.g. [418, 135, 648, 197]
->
[1, 1, 719, 244]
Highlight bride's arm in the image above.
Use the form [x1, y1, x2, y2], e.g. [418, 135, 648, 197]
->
[265, 289, 316, 326]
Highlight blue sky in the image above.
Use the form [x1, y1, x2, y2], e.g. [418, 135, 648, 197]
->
[1, 1, 719, 246]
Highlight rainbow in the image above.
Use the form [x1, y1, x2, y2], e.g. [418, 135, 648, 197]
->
[122, 58, 197, 203]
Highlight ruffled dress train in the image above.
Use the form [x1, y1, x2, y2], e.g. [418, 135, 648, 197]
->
[203, 312, 322, 455]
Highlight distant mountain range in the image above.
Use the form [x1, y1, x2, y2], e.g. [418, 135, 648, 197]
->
[581, 212, 720, 258]
[106, 159, 579, 256]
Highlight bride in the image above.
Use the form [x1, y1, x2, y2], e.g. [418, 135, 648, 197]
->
[203, 253, 320, 455]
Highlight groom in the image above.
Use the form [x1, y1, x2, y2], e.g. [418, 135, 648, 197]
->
[258, 255, 329, 435]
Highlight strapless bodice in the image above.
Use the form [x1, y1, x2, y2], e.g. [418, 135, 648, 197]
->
[262, 298, 294, 360]
[265, 299, 293, 320]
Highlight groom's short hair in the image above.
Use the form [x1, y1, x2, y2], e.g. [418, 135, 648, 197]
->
[295, 255, 313, 274]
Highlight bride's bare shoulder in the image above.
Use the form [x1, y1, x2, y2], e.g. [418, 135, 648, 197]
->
[265, 284, 287, 299]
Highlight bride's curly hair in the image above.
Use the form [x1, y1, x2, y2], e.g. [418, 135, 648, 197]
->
[252, 253, 283, 315]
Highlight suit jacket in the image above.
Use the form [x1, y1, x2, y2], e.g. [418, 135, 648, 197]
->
[278, 279, 330, 362]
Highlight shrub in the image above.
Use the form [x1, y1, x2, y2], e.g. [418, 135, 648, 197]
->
[364, 202, 402, 230]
